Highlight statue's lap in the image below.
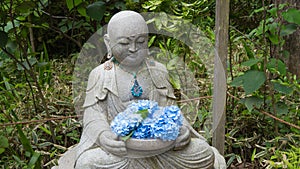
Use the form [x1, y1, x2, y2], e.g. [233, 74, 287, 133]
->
[75, 138, 215, 169]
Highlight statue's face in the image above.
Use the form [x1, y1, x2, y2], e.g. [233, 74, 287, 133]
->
[110, 33, 148, 67]
[107, 12, 149, 67]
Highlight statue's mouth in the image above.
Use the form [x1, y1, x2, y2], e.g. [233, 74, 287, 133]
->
[126, 54, 138, 59]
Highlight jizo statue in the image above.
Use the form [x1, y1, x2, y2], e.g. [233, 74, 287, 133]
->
[67, 10, 225, 169]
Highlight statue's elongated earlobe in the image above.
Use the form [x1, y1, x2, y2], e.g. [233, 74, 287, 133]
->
[104, 34, 112, 59]
[107, 51, 112, 59]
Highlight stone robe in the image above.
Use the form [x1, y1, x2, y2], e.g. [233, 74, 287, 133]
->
[74, 59, 225, 169]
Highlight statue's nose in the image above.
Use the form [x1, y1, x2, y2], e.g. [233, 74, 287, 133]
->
[129, 42, 137, 53]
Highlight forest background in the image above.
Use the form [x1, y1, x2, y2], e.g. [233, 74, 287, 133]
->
[0, 0, 299, 168]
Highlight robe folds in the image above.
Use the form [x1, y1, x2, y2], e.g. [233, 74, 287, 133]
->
[74, 59, 225, 169]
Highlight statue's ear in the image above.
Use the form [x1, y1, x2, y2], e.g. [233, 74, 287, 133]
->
[104, 34, 112, 59]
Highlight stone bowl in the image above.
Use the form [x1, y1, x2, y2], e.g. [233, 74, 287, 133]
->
[125, 138, 175, 158]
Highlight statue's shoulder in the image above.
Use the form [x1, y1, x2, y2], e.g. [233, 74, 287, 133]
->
[83, 62, 111, 107]
[86, 62, 107, 91]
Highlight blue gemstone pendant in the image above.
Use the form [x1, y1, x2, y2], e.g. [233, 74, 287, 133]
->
[131, 79, 143, 97]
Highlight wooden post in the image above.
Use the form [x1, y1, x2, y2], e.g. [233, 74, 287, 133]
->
[212, 0, 229, 155]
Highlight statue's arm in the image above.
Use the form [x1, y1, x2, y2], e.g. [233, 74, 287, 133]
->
[80, 65, 111, 146]
[83, 102, 127, 156]
[82, 102, 111, 146]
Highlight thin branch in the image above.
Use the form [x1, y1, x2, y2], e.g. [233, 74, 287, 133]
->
[0, 115, 82, 127]
[227, 92, 300, 130]
[176, 96, 212, 103]
[23, 70, 38, 117]
[28, 15, 35, 53]
[258, 109, 300, 130]
[40, 10, 73, 19]
[48, 26, 82, 48]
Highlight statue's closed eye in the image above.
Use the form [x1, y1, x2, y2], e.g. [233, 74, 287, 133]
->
[118, 39, 130, 45]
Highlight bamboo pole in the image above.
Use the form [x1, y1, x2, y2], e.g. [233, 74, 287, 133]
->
[212, 0, 230, 155]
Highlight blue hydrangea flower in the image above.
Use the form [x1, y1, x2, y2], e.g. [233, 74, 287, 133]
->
[132, 118, 154, 139]
[148, 101, 159, 117]
[164, 106, 183, 126]
[110, 112, 143, 136]
[137, 100, 150, 110]
[153, 120, 180, 141]
[151, 110, 181, 141]
[110, 100, 183, 141]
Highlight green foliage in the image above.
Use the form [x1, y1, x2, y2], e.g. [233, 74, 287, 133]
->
[142, 0, 215, 34]
[227, 2, 300, 168]
[249, 5, 300, 45]
[0, 136, 9, 155]
[282, 8, 300, 25]
[231, 70, 266, 95]
[86, 1, 106, 21]
[0, 31, 8, 48]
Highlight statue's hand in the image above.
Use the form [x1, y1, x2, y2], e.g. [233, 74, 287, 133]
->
[174, 125, 191, 151]
[99, 131, 127, 156]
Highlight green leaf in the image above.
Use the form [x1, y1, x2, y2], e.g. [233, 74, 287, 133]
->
[230, 75, 244, 87]
[166, 57, 180, 70]
[160, 12, 168, 26]
[0, 31, 8, 48]
[169, 73, 181, 89]
[114, 2, 126, 10]
[16, 1, 36, 13]
[39, 126, 52, 135]
[0, 148, 5, 154]
[275, 102, 288, 115]
[272, 81, 293, 95]
[282, 8, 300, 25]
[66, 0, 73, 10]
[37, 62, 49, 67]
[17, 57, 38, 70]
[242, 41, 254, 59]
[268, 7, 278, 17]
[241, 58, 262, 67]
[282, 50, 290, 59]
[135, 109, 149, 119]
[240, 96, 263, 112]
[267, 58, 286, 75]
[267, 22, 278, 36]
[86, 1, 106, 21]
[268, 32, 279, 45]
[28, 151, 41, 169]
[77, 6, 87, 17]
[148, 36, 156, 47]
[242, 70, 266, 94]
[17, 125, 33, 154]
[0, 136, 9, 148]
[155, 18, 162, 30]
[251, 148, 257, 161]
[66, 0, 83, 11]
[121, 131, 134, 141]
[83, 42, 96, 49]
[280, 23, 297, 36]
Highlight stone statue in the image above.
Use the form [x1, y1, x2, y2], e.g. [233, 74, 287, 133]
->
[53, 10, 226, 169]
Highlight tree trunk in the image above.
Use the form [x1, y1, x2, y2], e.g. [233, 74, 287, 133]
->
[283, 28, 300, 78]
[277, 0, 300, 78]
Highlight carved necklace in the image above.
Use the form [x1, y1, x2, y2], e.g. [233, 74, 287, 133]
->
[112, 57, 143, 97]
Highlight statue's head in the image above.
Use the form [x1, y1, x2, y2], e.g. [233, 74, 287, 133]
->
[104, 11, 149, 67]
